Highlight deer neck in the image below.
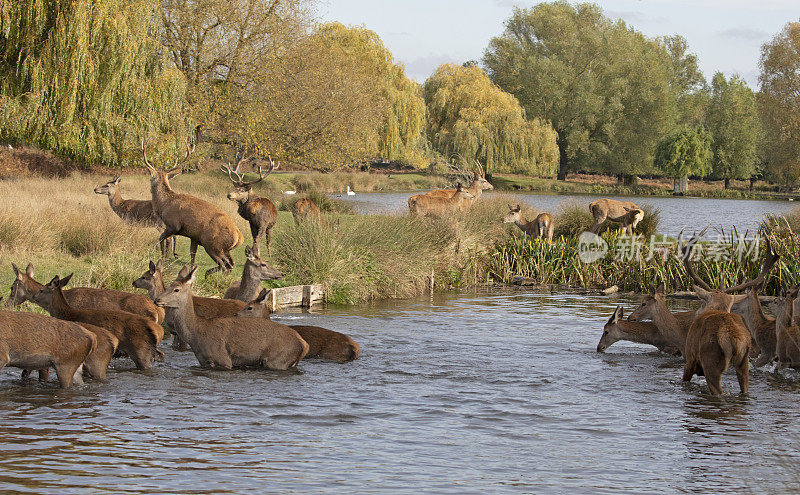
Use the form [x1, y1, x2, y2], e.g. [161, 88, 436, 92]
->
[466, 180, 482, 198]
[650, 302, 683, 347]
[618, 320, 659, 345]
[169, 294, 200, 348]
[151, 177, 175, 206]
[148, 272, 166, 300]
[21, 277, 43, 303]
[108, 188, 125, 214]
[514, 217, 531, 232]
[49, 288, 77, 320]
[237, 264, 264, 302]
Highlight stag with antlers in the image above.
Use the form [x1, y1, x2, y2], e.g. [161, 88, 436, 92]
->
[143, 140, 244, 277]
[221, 152, 278, 257]
[424, 160, 493, 210]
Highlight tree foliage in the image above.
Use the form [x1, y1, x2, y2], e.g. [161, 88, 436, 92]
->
[424, 63, 558, 176]
[660, 34, 708, 128]
[654, 126, 712, 179]
[706, 72, 761, 185]
[759, 21, 800, 186]
[0, 0, 187, 167]
[484, 2, 675, 179]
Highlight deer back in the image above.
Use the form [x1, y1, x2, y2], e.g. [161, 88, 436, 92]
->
[0, 311, 95, 372]
[64, 287, 163, 324]
[289, 325, 360, 363]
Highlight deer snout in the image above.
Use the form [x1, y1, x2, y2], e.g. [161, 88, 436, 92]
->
[226, 193, 234, 200]
[596, 343, 606, 353]
[93, 187, 105, 194]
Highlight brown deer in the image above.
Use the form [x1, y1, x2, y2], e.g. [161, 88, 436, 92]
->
[236, 288, 360, 363]
[408, 183, 474, 216]
[153, 266, 308, 370]
[7, 262, 164, 324]
[588, 198, 644, 235]
[291, 198, 322, 225]
[94, 176, 178, 258]
[502, 204, 554, 242]
[596, 306, 681, 354]
[143, 141, 244, 277]
[425, 168, 493, 210]
[627, 284, 696, 351]
[0, 310, 95, 388]
[222, 155, 278, 257]
[767, 289, 800, 370]
[33, 274, 164, 370]
[730, 287, 776, 367]
[223, 246, 284, 301]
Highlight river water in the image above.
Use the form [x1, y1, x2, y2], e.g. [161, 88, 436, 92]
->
[2, 288, 799, 493]
[336, 191, 797, 237]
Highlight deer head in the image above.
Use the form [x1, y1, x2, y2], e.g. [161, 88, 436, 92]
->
[235, 288, 270, 318]
[222, 152, 274, 202]
[94, 176, 122, 196]
[597, 306, 625, 352]
[133, 259, 164, 292]
[628, 283, 667, 322]
[7, 262, 37, 307]
[623, 207, 645, 230]
[502, 204, 522, 224]
[32, 273, 73, 310]
[243, 245, 284, 280]
[142, 139, 194, 189]
[154, 265, 198, 309]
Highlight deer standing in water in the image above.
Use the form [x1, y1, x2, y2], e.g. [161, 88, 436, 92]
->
[408, 183, 474, 216]
[222, 154, 278, 257]
[154, 266, 308, 370]
[588, 198, 644, 235]
[425, 165, 493, 210]
[34, 274, 164, 370]
[596, 306, 680, 354]
[144, 141, 243, 277]
[0, 309, 95, 388]
[94, 176, 178, 258]
[223, 246, 284, 301]
[502, 204, 554, 242]
[768, 289, 800, 370]
[236, 288, 360, 363]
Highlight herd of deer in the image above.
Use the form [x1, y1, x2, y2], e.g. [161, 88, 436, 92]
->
[0, 145, 361, 388]
[597, 236, 800, 395]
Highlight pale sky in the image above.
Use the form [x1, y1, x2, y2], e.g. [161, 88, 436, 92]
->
[319, 0, 799, 88]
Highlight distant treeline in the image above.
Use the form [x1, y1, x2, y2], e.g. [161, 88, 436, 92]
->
[0, 1, 798, 187]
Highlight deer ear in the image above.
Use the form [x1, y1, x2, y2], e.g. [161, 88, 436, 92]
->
[185, 265, 199, 284]
[177, 265, 190, 279]
[59, 273, 73, 287]
[11, 262, 20, 278]
[114, 176, 122, 183]
[244, 245, 254, 259]
[149, 260, 156, 272]
[155, 258, 164, 272]
[516, 204, 521, 210]
[25, 263, 34, 277]
[255, 288, 269, 303]
[46, 275, 59, 287]
[613, 305, 623, 322]
[694, 285, 711, 301]
[656, 283, 665, 295]
[507, 204, 513, 211]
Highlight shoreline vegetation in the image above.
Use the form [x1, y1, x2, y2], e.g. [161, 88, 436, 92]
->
[2, 151, 799, 308]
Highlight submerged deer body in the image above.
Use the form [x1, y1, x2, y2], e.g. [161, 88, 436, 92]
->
[408, 183, 474, 216]
[0, 311, 95, 388]
[154, 266, 308, 370]
[596, 306, 680, 354]
[768, 292, 800, 370]
[236, 289, 360, 363]
[627, 284, 694, 351]
[143, 142, 243, 277]
[94, 177, 177, 258]
[425, 171, 493, 210]
[223, 156, 278, 257]
[223, 246, 284, 301]
[588, 198, 644, 235]
[291, 198, 322, 225]
[7, 262, 163, 324]
[502, 204, 554, 242]
[33, 275, 164, 370]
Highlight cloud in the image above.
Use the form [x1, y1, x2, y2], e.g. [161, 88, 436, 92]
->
[718, 27, 768, 41]
[604, 9, 667, 25]
[400, 53, 466, 82]
[492, 0, 535, 8]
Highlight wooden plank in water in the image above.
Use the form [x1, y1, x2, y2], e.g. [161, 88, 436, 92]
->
[266, 284, 325, 311]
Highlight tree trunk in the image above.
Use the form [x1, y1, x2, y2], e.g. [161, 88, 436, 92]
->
[618, 175, 639, 186]
[673, 176, 688, 195]
[724, 177, 730, 189]
[749, 176, 755, 191]
[556, 135, 568, 181]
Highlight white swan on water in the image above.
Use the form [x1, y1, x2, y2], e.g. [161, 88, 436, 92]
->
[347, 186, 355, 196]
[282, 190, 296, 195]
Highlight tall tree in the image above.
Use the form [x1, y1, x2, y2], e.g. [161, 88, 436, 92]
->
[659, 34, 708, 128]
[653, 126, 712, 193]
[707, 72, 761, 188]
[484, 2, 674, 180]
[759, 21, 800, 187]
[424, 63, 558, 176]
[0, 0, 187, 167]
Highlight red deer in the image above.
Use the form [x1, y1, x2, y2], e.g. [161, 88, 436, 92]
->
[223, 246, 284, 301]
[143, 141, 244, 277]
[767, 289, 800, 370]
[6, 262, 163, 324]
[0, 309, 96, 388]
[425, 168, 493, 210]
[588, 198, 644, 235]
[596, 306, 680, 354]
[731, 287, 775, 367]
[502, 204, 554, 242]
[291, 198, 322, 225]
[33, 274, 164, 370]
[94, 176, 177, 258]
[236, 288, 360, 363]
[222, 155, 278, 257]
[626, 285, 697, 351]
[153, 266, 308, 370]
[408, 183, 474, 216]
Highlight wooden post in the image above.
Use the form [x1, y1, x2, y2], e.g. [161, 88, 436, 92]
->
[302, 285, 312, 308]
[265, 288, 277, 313]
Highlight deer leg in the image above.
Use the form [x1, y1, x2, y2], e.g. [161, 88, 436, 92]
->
[38, 368, 50, 382]
[264, 227, 272, 257]
[189, 240, 199, 265]
[682, 360, 698, 382]
[159, 238, 168, 259]
[736, 360, 749, 394]
[54, 362, 79, 388]
[21, 369, 31, 380]
[172, 333, 190, 352]
[171, 236, 178, 259]
[205, 253, 227, 278]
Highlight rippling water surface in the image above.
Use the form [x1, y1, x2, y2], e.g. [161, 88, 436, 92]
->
[2, 289, 800, 493]
[336, 191, 797, 236]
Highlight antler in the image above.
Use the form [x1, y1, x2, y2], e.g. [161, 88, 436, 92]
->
[141, 139, 153, 169]
[722, 236, 780, 293]
[221, 162, 243, 183]
[473, 159, 485, 179]
[171, 140, 195, 172]
[224, 149, 274, 185]
[681, 235, 713, 292]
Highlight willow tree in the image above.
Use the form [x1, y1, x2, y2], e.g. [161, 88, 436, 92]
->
[314, 23, 426, 166]
[484, 3, 675, 180]
[654, 126, 712, 194]
[0, 0, 187, 167]
[424, 63, 558, 176]
[759, 21, 800, 187]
